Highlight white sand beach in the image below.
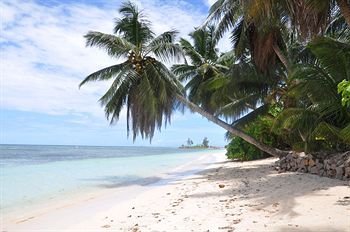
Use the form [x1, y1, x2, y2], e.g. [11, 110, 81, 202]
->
[3, 152, 350, 232]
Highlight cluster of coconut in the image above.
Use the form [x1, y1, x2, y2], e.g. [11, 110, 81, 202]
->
[128, 51, 157, 73]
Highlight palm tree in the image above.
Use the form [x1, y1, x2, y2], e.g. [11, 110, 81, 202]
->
[172, 26, 231, 113]
[173, 27, 276, 122]
[204, 0, 290, 72]
[80, 1, 287, 157]
[79, 1, 183, 140]
[273, 37, 350, 151]
[205, 0, 350, 72]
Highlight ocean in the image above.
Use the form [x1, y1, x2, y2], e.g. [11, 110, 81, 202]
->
[0, 144, 222, 214]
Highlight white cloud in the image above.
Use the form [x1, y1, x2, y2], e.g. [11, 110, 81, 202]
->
[0, 0, 231, 146]
[0, 0, 230, 147]
[0, 0, 208, 121]
[1, 0, 117, 119]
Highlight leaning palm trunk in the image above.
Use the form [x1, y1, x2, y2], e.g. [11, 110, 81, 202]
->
[176, 94, 287, 158]
[336, 0, 350, 27]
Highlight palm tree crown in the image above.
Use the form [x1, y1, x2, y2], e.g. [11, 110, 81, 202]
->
[172, 26, 231, 112]
[79, 1, 183, 140]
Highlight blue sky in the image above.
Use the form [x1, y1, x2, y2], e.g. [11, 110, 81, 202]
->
[1, 0, 230, 147]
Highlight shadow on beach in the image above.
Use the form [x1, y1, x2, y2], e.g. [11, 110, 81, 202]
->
[185, 158, 348, 218]
[78, 158, 349, 231]
[79, 167, 205, 188]
[81, 158, 348, 219]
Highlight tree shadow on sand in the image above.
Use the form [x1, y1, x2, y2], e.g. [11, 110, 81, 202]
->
[185, 158, 349, 218]
[79, 167, 205, 188]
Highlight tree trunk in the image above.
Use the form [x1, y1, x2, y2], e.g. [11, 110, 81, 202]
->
[176, 94, 287, 158]
[336, 0, 350, 27]
[272, 44, 290, 72]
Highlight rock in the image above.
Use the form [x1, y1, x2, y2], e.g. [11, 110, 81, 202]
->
[318, 169, 324, 176]
[281, 163, 287, 170]
[309, 166, 318, 174]
[324, 160, 329, 170]
[345, 167, 350, 178]
[307, 154, 313, 159]
[219, 184, 225, 188]
[336, 166, 344, 180]
[329, 159, 336, 168]
[309, 159, 316, 167]
[277, 151, 349, 180]
[329, 169, 336, 178]
[337, 159, 344, 166]
[345, 157, 350, 167]
[296, 158, 302, 165]
[316, 162, 323, 171]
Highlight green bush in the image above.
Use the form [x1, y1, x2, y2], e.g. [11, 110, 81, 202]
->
[226, 116, 278, 161]
[338, 80, 350, 108]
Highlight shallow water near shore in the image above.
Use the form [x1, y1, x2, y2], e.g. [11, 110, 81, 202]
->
[0, 144, 223, 214]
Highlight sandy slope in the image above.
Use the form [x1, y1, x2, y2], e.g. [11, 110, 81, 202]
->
[3, 155, 350, 232]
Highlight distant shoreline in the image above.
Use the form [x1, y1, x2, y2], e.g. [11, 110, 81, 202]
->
[178, 146, 224, 150]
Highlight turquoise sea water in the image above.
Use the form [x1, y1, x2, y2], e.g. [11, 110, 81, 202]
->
[0, 145, 220, 213]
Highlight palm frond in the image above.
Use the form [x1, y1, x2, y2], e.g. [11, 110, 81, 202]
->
[325, 11, 350, 41]
[101, 68, 138, 123]
[213, 6, 237, 41]
[218, 93, 263, 119]
[114, 1, 154, 46]
[232, 104, 270, 128]
[308, 37, 350, 82]
[204, 0, 241, 40]
[340, 123, 350, 144]
[290, 63, 339, 103]
[179, 38, 205, 65]
[145, 30, 183, 63]
[230, 17, 247, 58]
[84, 32, 134, 58]
[79, 61, 130, 87]
[272, 108, 320, 139]
[171, 64, 197, 81]
[311, 121, 342, 143]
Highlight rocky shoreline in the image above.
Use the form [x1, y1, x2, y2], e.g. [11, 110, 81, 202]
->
[276, 151, 350, 181]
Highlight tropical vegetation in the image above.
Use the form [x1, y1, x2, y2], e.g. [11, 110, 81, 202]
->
[80, 0, 350, 161]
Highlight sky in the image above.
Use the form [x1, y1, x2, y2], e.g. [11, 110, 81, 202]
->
[0, 0, 232, 147]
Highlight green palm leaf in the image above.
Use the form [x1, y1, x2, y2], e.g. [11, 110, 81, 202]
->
[308, 37, 350, 82]
[340, 123, 350, 143]
[79, 61, 130, 87]
[114, 1, 154, 46]
[84, 32, 135, 58]
[145, 30, 183, 63]
[179, 38, 205, 65]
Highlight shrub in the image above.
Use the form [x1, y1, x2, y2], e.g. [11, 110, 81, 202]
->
[226, 116, 278, 161]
